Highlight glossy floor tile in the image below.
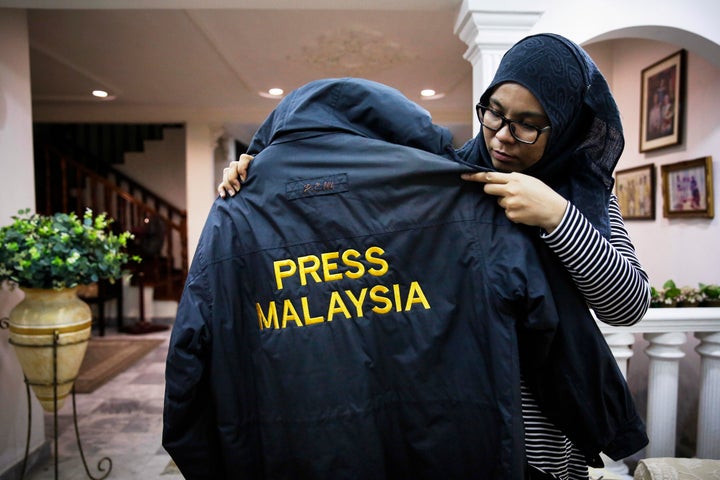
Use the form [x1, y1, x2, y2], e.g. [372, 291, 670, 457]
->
[24, 322, 183, 480]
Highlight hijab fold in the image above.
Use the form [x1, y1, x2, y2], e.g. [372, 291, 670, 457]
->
[457, 33, 624, 238]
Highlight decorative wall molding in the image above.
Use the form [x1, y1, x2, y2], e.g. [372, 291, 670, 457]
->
[294, 26, 416, 76]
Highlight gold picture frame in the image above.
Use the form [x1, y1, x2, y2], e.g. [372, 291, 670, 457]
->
[639, 49, 686, 153]
[615, 164, 656, 220]
[661, 156, 714, 218]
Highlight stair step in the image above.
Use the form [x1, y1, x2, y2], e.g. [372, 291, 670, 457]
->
[35, 128, 188, 306]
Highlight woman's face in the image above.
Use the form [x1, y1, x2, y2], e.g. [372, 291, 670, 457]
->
[482, 83, 550, 172]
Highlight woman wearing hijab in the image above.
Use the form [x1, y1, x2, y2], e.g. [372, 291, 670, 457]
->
[218, 33, 650, 480]
[456, 33, 650, 480]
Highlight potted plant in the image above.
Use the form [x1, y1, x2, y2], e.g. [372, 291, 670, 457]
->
[699, 283, 720, 307]
[0, 208, 137, 411]
[650, 280, 681, 308]
[678, 285, 704, 307]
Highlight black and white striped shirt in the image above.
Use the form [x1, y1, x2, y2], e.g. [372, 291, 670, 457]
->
[523, 196, 650, 480]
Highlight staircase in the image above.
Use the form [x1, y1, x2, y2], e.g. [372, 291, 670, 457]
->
[33, 124, 188, 320]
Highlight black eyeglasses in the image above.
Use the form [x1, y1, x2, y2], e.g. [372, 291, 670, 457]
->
[475, 103, 551, 145]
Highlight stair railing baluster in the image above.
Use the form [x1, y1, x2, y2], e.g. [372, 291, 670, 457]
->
[60, 156, 68, 213]
[75, 163, 84, 215]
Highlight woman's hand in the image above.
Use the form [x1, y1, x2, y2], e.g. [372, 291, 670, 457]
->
[461, 171, 568, 233]
[217, 154, 254, 198]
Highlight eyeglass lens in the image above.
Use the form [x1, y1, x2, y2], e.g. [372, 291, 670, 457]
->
[476, 105, 544, 144]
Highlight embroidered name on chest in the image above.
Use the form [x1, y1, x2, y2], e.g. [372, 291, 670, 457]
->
[286, 174, 348, 200]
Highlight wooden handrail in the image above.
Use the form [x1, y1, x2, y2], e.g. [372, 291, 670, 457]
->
[38, 145, 188, 301]
[99, 162, 187, 221]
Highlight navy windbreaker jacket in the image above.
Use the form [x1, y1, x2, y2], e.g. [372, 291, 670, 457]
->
[163, 78, 646, 479]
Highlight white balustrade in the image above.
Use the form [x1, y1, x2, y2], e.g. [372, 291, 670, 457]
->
[598, 307, 720, 462]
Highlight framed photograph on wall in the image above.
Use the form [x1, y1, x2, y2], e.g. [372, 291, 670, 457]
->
[661, 156, 714, 218]
[639, 49, 686, 153]
[615, 164, 656, 219]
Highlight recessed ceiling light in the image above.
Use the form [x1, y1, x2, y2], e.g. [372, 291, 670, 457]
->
[92, 89, 109, 98]
[419, 91, 445, 101]
[259, 88, 285, 99]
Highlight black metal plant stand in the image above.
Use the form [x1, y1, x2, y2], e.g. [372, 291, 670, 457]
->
[1, 317, 112, 480]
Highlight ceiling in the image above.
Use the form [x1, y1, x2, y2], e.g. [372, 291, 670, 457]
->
[17, 1, 474, 145]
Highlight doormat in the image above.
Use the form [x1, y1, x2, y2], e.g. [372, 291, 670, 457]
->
[74, 337, 163, 393]
[120, 321, 170, 335]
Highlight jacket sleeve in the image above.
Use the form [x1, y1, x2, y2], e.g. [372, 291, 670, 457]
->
[162, 262, 222, 480]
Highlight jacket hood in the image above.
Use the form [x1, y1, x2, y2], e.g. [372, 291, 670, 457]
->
[248, 78, 457, 158]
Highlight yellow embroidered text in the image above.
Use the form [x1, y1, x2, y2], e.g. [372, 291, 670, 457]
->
[257, 246, 430, 330]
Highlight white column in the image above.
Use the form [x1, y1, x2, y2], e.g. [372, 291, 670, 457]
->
[695, 331, 720, 459]
[454, 2, 545, 135]
[0, 9, 47, 476]
[601, 332, 636, 479]
[185, 122, 221, 264]
[604, 331, 636, 378]
[644, 332, 688, 458]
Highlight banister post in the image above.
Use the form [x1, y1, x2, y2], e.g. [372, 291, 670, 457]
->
[695, 331, 720, 459]
[601, 331, 636, 479]
[644, 331, 688, 457]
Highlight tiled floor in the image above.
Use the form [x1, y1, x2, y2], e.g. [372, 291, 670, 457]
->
[24, 322, 184, 480]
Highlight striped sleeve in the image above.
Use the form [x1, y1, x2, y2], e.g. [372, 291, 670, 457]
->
[540, 195, 650, 326]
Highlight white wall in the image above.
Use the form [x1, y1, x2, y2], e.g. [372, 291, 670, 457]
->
[584, 38, 720, 289]
[531, 1, 720, 293]
[531, 0, 720, 70]
[0, 9, 46, 477]
[185, 123, 219, 262]
[117, 126, 188, 211]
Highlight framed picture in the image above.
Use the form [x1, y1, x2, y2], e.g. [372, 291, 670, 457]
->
[661, 156, 714, 218]
[639, 49, 686, 153]
[615, 164, 656, 219]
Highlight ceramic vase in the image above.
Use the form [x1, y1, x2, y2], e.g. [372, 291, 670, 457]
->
[8, 287, 92, 412]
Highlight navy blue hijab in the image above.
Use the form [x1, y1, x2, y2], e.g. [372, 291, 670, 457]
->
[457, 33, 624, 238]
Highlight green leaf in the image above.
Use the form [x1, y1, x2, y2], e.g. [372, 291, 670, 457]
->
[0, 208, 138, 289]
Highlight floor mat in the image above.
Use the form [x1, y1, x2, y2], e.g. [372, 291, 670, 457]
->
[74, 337, 163, 393]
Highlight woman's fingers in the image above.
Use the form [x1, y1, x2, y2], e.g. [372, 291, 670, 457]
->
[217, 154, 255, 198]
[217, 163, 240, 197]
[237, 154, 254, 182]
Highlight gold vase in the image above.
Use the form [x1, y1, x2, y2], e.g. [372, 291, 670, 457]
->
[8, 287, 92, 412]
